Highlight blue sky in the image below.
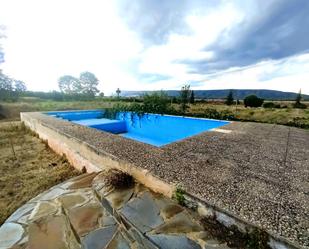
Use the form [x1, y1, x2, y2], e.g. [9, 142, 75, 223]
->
[0, 0, 309, 94]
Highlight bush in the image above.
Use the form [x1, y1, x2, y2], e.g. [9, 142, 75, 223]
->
[287, 117, 309, 129]
[293, 102, 307, 109]
[244, 95, 264, 108]
[200, 108, 234, 120]
[263, 102, 281, 108]
[143, 91, 171, 114]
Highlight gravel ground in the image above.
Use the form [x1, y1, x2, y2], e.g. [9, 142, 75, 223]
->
[25, 112, 309, 248]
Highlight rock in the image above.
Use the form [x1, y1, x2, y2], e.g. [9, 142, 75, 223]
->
[105, 187, 134, 210]
[67, 173, 98, 189]
[153, 195, 184, 220]
[128, 227, 159, 249]
[58, 193, 88, 210]
[28, 214, 80, 249]
[82, 225, 117, 249]
[148, 234, 202, 249]
[67, 203, 104, 236]
[29, 201, 58, 221]
[0, 222, 24, 248]
[36, 188, 71, 201]
[6, 203, 36, 223]
[105, 231, 131, 249]
[153, 211, 203, 234]
[204, 240, 230, 249]
[121, 192, 164, 233]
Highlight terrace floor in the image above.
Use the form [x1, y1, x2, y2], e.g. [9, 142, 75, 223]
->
[21, 113, 309, 248]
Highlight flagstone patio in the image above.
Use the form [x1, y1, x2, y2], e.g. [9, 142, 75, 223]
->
[0, 172, 231, 249]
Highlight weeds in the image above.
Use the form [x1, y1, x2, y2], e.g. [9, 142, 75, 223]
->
[173, 185, 186, 206]
[201, 216, 271, 249]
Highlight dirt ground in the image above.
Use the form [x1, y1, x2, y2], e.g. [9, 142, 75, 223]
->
[0, 121, 81, 225]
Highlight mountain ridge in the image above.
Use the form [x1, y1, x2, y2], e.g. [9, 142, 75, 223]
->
[121, 89, 309, 100]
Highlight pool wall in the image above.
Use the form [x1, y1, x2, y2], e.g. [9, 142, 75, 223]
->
[21, 112, 173, 197]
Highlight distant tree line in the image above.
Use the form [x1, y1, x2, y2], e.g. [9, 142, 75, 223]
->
[0, 70, 27, 101]
[224, 89, 306, 109]
[57, 71, 100, 100]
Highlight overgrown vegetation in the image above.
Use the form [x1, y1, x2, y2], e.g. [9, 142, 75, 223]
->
[102, 91, 176, 120]
[201, 217, 271, 249]
[104, 169, 134, 189]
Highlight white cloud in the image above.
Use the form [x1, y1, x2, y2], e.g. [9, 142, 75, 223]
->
[194, 53, 309, 93]
[0, 0, 142, 94]
[137, 3, 243, 80]
[0, 0, 308, 95]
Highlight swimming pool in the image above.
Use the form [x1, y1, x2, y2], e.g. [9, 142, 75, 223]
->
[47, 110, 229, 146]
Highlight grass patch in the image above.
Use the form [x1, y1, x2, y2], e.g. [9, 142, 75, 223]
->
[0, 122, 81, 225]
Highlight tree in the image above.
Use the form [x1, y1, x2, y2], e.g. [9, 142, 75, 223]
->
[14, 80, 27, 92]
[116, 88, 121, 98]
[293, 89, 307, 109]
[0, 25, 5, 64]
[79, 71, 99, 97]
[58, 72, 99, 99]
[244, 95, 264, 107]
[143, 91, 170, 114]
[0, 71, 13, 101]
[58, 75, 79, 94]
[0, 70, 27, 101]
[225, 90, 234, 105]
[189, 90, 195, 104]
[180, 85, 191, 113]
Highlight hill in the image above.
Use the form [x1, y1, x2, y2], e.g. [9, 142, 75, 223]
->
[122, 89, 309, 100]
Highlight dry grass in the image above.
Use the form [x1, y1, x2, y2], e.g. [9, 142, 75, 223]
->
[0, 100, 118, 121]
[0, 122, 81, 225]
[104, 169, 134, 189]
[1, 99, 308, 128]
[189, 102, 309, 127]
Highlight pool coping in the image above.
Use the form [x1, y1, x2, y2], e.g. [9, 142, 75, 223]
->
[21, 111, 307, 249]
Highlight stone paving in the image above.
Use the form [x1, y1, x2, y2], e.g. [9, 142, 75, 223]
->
[0, 172, 231, 249]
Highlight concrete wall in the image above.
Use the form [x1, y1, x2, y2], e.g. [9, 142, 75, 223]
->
[21, 112, 173, 198]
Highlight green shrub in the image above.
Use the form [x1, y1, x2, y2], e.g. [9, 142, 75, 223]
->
[201, 108, 234, 120]
[173, 186, 186, 206]
[287, 117, 309, 129]
[244, 95, 264, 108]
[293, 102, 307, 109]
[142, 91, 171, 114]
[263, 102, 274, 108]
[263, 102, 281, 108]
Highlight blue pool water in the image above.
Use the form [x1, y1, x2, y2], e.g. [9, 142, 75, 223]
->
[47, 110, 229, 147]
